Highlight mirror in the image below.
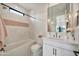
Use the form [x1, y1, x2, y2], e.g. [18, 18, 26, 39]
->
[47, 3, 79, 42]
[48, 3, 71, 32]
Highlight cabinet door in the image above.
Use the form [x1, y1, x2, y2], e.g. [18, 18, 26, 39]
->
[43, 44, 62, 56]
[55, 48, 62, 56]
[50, 46, 62, 56]
[53, 47, 75, 56]
[61, 49, 75, 56]
[43, 44, 53, 56]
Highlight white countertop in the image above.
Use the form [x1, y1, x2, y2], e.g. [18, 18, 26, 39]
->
[46, 37, 79, 45]
[43, 38, 79, 51]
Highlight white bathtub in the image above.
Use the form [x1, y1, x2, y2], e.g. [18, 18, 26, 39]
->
[0, 39, 35, 56]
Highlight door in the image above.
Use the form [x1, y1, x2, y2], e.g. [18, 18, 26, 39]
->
[61, 49, 75, 56]
[43, 44, 53, 56]
[55, 47, 62, 56]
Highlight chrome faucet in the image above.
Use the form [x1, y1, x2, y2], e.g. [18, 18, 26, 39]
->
[55, 32, 57, 38]
[72, 32, 75, 41]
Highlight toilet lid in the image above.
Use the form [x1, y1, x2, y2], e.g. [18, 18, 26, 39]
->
[31, 44, 41, 51]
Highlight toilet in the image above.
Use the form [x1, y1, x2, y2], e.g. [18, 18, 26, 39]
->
[31, 43, 42, 56]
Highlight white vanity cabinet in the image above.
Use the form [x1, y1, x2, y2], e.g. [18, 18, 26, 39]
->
[43, 39, 75, 56]
[43, 44, 62, 56]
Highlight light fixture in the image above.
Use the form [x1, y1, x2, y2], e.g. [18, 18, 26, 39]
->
[69, 13, 72, 18]
[51, 21, 53, 24]
[66, 19, 69, 22]
[48, 19, 51, 22]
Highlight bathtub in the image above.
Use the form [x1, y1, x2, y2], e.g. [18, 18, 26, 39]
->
[0, 39, 35, 56]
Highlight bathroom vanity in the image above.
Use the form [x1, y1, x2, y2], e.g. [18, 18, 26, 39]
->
[43, 38, 79, 56]
[45, 3, 79, 56]
[43, 25, 79, 56]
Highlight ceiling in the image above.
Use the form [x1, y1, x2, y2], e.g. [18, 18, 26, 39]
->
[17, 3, 48, 10]
[4, 3, 58, 11]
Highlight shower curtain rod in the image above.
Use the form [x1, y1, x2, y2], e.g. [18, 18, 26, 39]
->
[1, 3, 38, 20]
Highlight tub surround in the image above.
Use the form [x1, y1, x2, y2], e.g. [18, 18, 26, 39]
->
[0, 39, 35, 56]
[0, 18, 29, 51]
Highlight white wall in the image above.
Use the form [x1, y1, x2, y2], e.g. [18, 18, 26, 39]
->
[49, 3, 58, 7]
[30, 4, 48, 44]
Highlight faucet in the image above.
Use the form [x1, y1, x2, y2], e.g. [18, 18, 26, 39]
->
[55, 32, 57, 38]
[71, 32, 75, 41]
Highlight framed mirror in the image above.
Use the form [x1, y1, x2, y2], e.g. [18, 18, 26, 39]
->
[48, 3, 71, 32]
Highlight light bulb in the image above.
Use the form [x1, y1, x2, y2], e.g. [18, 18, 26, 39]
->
[48, 19, 51, 22]
[51, 21, 53, 24]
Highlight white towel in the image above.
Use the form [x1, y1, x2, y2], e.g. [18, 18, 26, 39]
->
[0, 15, 7, 49]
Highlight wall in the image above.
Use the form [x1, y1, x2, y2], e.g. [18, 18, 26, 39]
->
[49, 3, 58, 7]
[30, 4, 48, 44]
